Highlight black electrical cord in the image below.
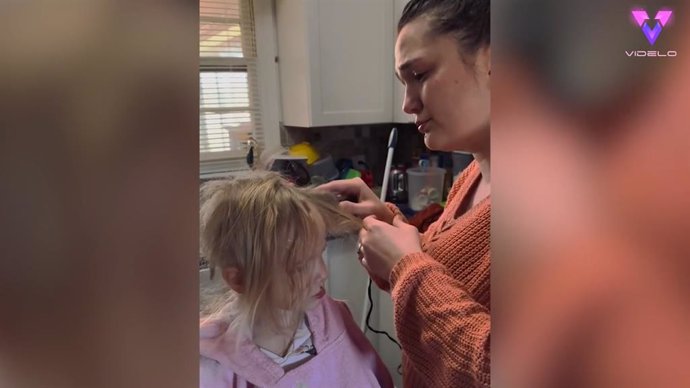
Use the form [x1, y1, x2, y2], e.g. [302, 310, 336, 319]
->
[365, 279, 403, 375]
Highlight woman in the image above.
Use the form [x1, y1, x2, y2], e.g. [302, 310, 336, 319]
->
[319, 0, 490, 387]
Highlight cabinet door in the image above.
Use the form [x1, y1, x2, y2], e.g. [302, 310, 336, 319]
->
[277, 0, 394, 127]
[392, 0, 415, 124]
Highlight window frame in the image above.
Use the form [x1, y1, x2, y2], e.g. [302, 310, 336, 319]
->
[199, 0, 280, 175]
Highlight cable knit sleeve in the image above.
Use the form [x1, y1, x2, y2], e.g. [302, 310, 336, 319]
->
[389, 251, 491, 388]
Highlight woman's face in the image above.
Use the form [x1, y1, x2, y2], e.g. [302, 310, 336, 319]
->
[395, 17, 490, 153]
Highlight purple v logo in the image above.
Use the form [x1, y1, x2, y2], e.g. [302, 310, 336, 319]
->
[631, 9, 673, 45]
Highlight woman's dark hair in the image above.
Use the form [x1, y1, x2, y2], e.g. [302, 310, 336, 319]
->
[398, 0, 490, 55]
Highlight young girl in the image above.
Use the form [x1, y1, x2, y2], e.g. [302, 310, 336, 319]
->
[199, 172, 394, 388]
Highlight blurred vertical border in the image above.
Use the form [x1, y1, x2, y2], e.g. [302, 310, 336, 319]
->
[493, 0, 690, 387]
[0, 1, 199, 387]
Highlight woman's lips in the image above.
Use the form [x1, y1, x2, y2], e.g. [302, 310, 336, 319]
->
[313, 287, 325, 299]
[417, 119, 430, 133]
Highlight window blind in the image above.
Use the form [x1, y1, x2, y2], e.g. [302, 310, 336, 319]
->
[200, 0, 262, 168]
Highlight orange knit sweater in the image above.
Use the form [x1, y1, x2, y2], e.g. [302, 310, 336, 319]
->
[387, 161, 490, 388]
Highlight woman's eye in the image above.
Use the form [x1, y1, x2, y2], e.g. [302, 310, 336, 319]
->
[412, 71, 426, 81]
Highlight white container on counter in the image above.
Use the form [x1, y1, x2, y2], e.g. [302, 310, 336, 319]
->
[407, 167, 446, 211]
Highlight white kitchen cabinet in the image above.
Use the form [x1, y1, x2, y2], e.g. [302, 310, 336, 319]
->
[276, 0, 394, 127]
[392, 0, 415, 124]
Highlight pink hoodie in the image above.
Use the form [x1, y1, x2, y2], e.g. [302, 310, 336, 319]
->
[200, 295, 394, 388]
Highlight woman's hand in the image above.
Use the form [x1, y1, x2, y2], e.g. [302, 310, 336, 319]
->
[359, 215, 422, 283]
[317, 178, 394, 224]
[357, 249, 392, 292]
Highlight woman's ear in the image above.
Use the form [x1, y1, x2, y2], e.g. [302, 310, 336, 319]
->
[222, 267, 244, 293]
[476, 45, 491, 77]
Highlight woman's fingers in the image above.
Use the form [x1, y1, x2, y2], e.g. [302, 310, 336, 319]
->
[362, 215, 384, 230]
[392, 214, 405, 226]
[317, 178, 364, 196]
[358, 226, 367, 243]
[359, 256, 391, 292]
[339, 200, 360, 216]
[339, 201, 375, 219]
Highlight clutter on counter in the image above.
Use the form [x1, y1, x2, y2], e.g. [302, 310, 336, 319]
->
[407, 166, 446, 211]
[309, 154, 339, 182]
[288, 141, 320, 165]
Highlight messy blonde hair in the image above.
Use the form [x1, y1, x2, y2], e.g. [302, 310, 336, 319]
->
[199, 172, 360, 339]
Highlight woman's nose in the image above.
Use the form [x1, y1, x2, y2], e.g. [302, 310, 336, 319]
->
[402, 86, 422, 115]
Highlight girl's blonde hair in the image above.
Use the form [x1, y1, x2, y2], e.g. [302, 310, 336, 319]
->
[199, 172, 360, 339]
